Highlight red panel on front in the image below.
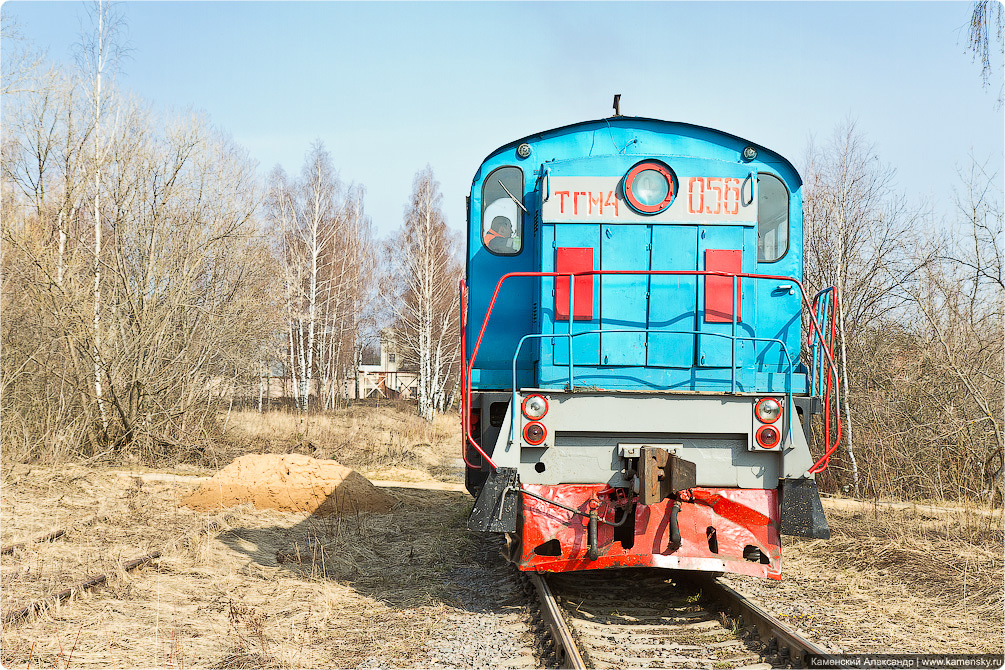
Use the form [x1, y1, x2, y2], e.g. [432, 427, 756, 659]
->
[516, 484, 781, 580]
[556, 247, 593, 321]
[704, 249, 742, 323]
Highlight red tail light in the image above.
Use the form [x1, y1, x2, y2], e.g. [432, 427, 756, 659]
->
[756, 424, 780, 449]
[523, 421, 547, 445]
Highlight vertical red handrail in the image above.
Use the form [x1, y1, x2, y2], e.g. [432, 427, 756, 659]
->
[459, 280, 496, 470]
[808, 290, 841, 474]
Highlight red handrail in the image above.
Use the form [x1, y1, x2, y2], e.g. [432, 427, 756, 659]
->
[459, 280, 496, 470]
[461, 269, 842, 475]
[808, 290, 841, 474]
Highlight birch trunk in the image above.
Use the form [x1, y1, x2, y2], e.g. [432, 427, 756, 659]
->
[91, 0, 108, 433]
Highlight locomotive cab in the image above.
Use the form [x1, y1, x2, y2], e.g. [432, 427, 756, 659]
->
[462, 116, 836, 580]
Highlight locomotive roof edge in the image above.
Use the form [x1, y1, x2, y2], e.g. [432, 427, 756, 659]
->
[472, 116, 802, 188]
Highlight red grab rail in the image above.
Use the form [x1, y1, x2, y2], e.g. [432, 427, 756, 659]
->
[459, 280, 496, 470]
[460, 270, 841, 475]
[807, 288, 841, 474]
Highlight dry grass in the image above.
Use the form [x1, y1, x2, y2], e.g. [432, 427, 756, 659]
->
[4, 403, 1001, 666]
[0, 402, 476, 668]
[723, 499, 1005, 654]
[821, 502, 1003, 606]
[218, 403, 462, 483]
[1, 457, 480, 669]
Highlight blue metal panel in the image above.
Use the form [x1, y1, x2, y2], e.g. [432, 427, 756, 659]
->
[465, 155, 536, 387]
[753, 183, 804, 372]
[600, 224, 650, 366]
[648, 225, 698, 368]
[697, 225, 754, 370]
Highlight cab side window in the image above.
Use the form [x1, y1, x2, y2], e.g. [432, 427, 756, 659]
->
[757, 174, 788, 263]
[482, 167, 523, 255]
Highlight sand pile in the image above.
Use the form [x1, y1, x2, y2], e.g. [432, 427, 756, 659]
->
[180, 454, 396, 515]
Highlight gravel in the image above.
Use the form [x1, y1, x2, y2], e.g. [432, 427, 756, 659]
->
[424, 536, 545, 669]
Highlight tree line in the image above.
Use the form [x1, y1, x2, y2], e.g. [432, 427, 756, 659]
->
[804, 122, 1003, 505]
[1, 7, 461, 464]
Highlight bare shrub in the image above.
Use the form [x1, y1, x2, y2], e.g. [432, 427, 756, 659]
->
[2, 52, 277, 463]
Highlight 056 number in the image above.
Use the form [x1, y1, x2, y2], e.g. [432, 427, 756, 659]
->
[688, 177, 741, 215]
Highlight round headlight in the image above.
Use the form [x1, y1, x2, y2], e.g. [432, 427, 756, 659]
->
[632, 169, 669, 206]
[755, 397, 782, 424]
[524, 421, 547, 445]
[624, 160, 677, 214]
[517, 143, 532, 159]
[522, 394, 548, 420]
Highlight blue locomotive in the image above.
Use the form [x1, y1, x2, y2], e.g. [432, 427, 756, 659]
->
[462, 104, 838, 579]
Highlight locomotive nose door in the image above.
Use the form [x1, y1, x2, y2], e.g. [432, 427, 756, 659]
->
[688, 168, 758, 380]
[647, 224, 699, 369]
[599, 223, 649, 366]
[649, 164, 758, 379]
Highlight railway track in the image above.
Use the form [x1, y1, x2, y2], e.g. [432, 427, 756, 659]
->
[529, 569, 832, 669]
[0, 525, 161, 627]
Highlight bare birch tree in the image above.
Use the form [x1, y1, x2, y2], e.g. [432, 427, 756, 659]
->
[388, 166, 462, 421]
[76, 0, 128, 436]
[969, 0, 1004, 96]
[802, 121, 919, 495]
[266, 143, 374, 412]
[315, 183, 374, 409]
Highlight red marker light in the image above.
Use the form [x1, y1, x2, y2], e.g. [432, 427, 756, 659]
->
[756, 424, 781, 449]
[524, 421, 547, 445]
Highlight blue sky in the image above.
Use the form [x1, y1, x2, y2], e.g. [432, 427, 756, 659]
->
[3, 1, 1002, 237]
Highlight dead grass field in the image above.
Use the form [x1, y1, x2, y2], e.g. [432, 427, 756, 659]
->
[724, 499, 1004, 654]
[2, 403, 1003, 668]
[219, 402, 460, 483]
[1, 404, 478, 669]
[0, 475, 482, 668]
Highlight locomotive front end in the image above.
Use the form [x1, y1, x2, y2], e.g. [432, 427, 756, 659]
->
[462, 116, 837, 580]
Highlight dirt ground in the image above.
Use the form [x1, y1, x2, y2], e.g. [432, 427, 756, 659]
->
[1, 405, 1003, 668]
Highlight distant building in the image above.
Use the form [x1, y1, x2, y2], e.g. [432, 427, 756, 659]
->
[354, 329, 417, 399]
[251, 329, 417, 405]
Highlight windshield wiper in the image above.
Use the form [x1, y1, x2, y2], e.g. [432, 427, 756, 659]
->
[497, 180, 528, 214]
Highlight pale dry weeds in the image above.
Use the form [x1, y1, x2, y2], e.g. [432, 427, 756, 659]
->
[3, 405, 1003, 667]
[221, 403, 461, 483]
[2, 406, 473, 668]
[722, 500, 1005, 654]
[1, 461, 477, 668]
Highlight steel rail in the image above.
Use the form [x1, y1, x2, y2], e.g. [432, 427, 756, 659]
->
[2, 551, 161, 625]
[528, 572, 587, 670]
[705, 577, 836, 666]
[534, 569, 835, 669]
[1, 529, 66, 555]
